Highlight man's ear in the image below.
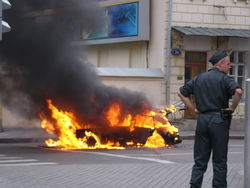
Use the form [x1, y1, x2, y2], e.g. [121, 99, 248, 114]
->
[215, 59, 224, 68]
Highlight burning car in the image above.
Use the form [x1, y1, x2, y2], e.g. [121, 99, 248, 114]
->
[40, 99, 182, 150]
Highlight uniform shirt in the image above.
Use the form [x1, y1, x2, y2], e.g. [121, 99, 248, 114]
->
[179, 67, 241, 113]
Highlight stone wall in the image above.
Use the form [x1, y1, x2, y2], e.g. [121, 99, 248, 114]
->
[172, 0, 250, 29]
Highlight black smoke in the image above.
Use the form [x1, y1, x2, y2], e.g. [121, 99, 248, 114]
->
[0, 0, 151, 127]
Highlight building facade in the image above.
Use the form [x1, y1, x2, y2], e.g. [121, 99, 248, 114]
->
[84, 0, 168, 108]
[2, 0, 250, 128]
[170, 0, 250, 119]
[85, 0, 250, 120]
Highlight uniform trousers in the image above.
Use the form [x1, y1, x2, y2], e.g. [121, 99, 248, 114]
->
[190, 112, 230, 188]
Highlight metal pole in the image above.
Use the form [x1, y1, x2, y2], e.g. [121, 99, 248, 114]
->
[245, 78, 250, 188]
[165, 0, 173, 105]
[0, 104, 2, 132]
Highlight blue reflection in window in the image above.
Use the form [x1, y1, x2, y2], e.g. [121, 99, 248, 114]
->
[108, 2, 138, 37]
[84, 2, 138, 39]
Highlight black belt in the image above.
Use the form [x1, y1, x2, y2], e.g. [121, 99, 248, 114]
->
[201, 109, 221, 114]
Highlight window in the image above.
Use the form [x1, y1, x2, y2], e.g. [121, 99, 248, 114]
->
[229, 51, 246, 97]
[185, 52, 206, 63]
[84, 2, 139, 40]
[80, 0, 150, 45]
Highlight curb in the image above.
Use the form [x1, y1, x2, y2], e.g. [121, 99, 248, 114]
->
[180, 135, 244, 140]
[0, 138, 50, 143]
[0, 135, 244, 143]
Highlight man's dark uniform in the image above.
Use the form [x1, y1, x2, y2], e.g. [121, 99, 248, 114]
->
[179, 51, 240, 188]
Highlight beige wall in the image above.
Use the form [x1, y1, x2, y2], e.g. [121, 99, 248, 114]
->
[148, 0, 167, 69]
[172, 0, 250, 29]
[100, 77, 166, 107]
[85, 0, 168, 108]
[86, 42, 148, 68]
[86, 0, 167, 69]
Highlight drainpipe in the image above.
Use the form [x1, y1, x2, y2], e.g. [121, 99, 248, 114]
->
[245, 78, 250, 188]
[165, 0, 173, 105]
[0, 103, 2, 132]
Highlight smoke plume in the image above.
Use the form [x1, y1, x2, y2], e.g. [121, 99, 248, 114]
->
[0, 0, 151, 127]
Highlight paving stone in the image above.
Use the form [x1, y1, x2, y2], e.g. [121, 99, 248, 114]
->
[0, 163, 243, 188]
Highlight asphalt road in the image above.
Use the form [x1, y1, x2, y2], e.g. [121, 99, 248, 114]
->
[0, 139, 244, 188]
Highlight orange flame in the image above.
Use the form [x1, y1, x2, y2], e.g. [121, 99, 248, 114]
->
[144, 130, 165, 148]
[40, 99, 180, 149]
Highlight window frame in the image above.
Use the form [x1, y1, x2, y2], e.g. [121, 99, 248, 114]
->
[229, 51, 247, 100]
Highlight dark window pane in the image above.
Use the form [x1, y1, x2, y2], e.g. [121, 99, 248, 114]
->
[197, 53, 206, 62]
[230, 52, 235, 63]
[238, 77, 243, 88]
[238, 65, 244, 76]
[196, 67, 203, 75]
[185, 53, 193, 62]
[229, 65, 235, 76]
[185, 52, 206, 63]
[238, 52, 244, 63]
[185, 67, 191, 83]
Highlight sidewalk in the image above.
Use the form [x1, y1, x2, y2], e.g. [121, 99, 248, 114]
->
[179, 130, 244, 139]
[0, 127, 244, 143]
[0, 127, 55, 143]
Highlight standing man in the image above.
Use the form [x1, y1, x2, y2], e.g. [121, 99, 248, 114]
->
[178, 50, 243, 188]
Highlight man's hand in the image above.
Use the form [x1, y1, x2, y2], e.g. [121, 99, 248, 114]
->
[194, 108, 200, 114]
[230, 88, 243, 112]
[178, 92, 196, 112]
[223, 107, 234, 113]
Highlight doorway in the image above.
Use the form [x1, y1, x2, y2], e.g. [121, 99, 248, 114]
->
[184, 52, 207, 118]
